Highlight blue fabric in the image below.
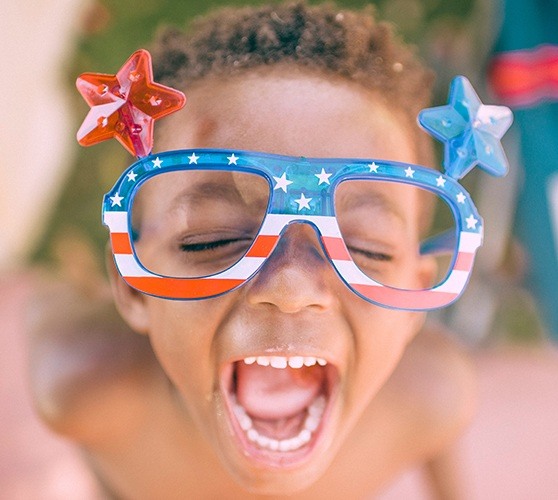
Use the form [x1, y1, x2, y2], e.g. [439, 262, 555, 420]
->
[492, 0, 558, 339]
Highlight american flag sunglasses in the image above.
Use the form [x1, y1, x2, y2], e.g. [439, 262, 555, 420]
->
[103, 149, 483, 311]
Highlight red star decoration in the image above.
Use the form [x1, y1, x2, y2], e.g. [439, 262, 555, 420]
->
[76, 49, 186, 157]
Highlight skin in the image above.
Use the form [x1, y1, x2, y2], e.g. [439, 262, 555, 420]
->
[28, 70, 477, 499]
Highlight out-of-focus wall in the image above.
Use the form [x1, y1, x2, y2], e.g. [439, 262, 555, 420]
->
[0, 0, 89, 271]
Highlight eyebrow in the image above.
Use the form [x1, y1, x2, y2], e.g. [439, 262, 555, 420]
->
[170, 181, 247, 210]
[336, 190, 407, 225]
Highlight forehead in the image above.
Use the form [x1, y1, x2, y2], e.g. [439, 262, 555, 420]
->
[156, 69, 418, 163]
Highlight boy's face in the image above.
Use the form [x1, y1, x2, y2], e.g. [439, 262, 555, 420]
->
[113, 71, 431, 494]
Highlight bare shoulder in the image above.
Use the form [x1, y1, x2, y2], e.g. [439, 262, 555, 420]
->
[26, 278, 160, 444]
[379, 321, 477, 456]
[331, 322, 477, 493]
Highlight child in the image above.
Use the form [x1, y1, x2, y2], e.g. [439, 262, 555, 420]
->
[29, 2, 510, 497]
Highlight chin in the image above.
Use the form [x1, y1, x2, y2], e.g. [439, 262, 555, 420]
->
[223, 459, 331, 495]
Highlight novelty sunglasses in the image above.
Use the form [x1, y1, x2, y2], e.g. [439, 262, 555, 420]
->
[105, 149, 481, 310]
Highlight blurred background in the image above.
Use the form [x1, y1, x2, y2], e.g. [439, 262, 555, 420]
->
[1, 0, 557, 498]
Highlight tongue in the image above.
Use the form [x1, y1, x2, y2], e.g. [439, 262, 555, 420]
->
[235, 362, 324, 420]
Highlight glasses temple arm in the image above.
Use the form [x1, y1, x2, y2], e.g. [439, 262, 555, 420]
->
[420, 229, 457, 256]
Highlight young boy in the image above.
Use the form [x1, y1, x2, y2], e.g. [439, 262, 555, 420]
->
[29, 2, 510, 497]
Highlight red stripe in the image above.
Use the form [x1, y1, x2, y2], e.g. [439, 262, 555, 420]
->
[246, 235, 278, 258]
[322, 236, 351, 260]
[454, 252, 474, 272]
[351, 284, 458, 309]
[125, 276, 244, 298]
[489, 45, 558, 106]
[111, 232, 132, 254]
[489, 62, 558, 101]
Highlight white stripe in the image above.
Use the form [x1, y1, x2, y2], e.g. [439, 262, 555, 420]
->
[335, 259, 468, 294]
[333, 260, 382, 286]
[434, 270, 469, 293]
[104, 211, 128, 232]
[210, 257, 265, 279]
[116, 253, 263, 280]
[114, 254, 156, 277]
[458, 231, 482, 252]
[260, 214, 342, 238]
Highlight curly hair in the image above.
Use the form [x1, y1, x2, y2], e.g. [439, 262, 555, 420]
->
[151, 1, 434, 164]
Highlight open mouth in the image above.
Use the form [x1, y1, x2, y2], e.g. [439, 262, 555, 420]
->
[221, 355, 339, 467]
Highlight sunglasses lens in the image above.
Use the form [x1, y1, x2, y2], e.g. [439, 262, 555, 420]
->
[334, 179, 457, 290]
[131, 170, 270, 278]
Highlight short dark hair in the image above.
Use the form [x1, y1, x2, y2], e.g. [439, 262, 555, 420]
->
[151, 1, 434, 165]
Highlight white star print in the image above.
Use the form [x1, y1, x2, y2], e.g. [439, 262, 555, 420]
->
[436, 175, 446, 187]
[466, 214, 478, 229]
[188, 152, 199, 164]
[405, 167, 415, 178]
[126, 171, 137, 182]
[273, 172, 293, 193]
[110, 193, 124, 207]
[456, 192, 466, 204]
[295, 193, 312, 211]
[315, 168, 332, 185]
[152, 157, 163, 168]
[227, 153, 238, 165]
[368, 162, 379, 173]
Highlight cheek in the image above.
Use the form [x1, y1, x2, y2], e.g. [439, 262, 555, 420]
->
[349, 307, 423, 405]
[145, 298, 223, 398]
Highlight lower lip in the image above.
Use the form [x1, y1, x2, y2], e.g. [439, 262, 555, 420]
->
[219, 363, 337, 469]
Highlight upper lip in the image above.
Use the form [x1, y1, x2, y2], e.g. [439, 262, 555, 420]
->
[231, 351, 334, 361]
[214, 310, 349, 382]
[218, 317, 348, 370]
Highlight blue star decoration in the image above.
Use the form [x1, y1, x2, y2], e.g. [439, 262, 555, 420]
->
[418, 76, 513, 180]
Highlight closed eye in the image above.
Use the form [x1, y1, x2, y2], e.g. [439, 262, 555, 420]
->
[347, 245, 393, 262]
[180, 238, 252, 252]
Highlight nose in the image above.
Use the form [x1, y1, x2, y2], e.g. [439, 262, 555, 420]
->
[245, 222, 338, 313]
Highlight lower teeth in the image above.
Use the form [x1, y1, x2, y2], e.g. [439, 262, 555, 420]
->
[232, 394, 326, 452]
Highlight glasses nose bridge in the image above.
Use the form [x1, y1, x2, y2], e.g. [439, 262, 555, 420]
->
[283, 216, 323, 235]
[269, 217, 326, 256]
[260, 214, 345, 267]
[255, 216, 339, 283]
[262, 213, 341, 245]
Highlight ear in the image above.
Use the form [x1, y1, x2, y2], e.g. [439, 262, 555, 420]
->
[105, 246, 150, 335]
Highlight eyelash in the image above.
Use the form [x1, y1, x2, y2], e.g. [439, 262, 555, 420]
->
[348, 246, 393, 262]
[180, 240, 393, 264]
[180, 238, 248, 252]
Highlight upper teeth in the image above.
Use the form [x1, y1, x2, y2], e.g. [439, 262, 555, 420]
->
[243, 356, 327, 368]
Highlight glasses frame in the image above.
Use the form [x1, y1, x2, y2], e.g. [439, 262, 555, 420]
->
[103, 149, 483, 311]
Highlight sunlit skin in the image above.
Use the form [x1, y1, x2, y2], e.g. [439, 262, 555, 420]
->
[111, 69, 438, 495]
